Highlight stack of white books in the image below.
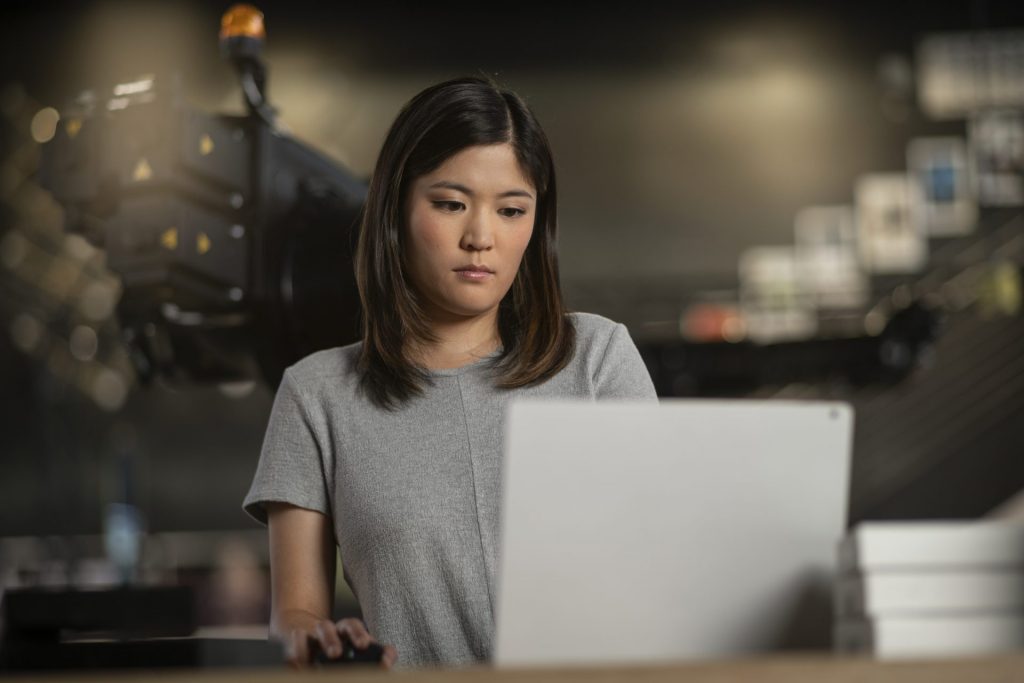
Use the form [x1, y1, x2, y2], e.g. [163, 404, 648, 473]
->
[834, 520, 1024, 659]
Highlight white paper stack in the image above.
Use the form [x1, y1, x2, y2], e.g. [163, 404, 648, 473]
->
[834, 520, 1024, 659]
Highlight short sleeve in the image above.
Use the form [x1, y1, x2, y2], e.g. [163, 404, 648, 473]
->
[594, 323, 658, 401]
[242, 368, 331, 525]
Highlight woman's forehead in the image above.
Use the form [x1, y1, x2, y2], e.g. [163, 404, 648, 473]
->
[415, 143, 536, 195]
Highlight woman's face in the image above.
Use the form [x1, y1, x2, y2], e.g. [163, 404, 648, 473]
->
[403, 143, 536, 326]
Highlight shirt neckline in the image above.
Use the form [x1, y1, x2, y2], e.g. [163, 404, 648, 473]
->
[424, 347, 504, 377]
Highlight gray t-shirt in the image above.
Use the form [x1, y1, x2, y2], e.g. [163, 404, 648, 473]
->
[242, 312, 657, 667]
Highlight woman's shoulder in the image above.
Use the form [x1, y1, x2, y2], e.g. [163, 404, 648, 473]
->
[566, 311, 632, 361]
[283, 340, 363, 391]
[564, 311, 655, 399]
[567, 311, 620, 336]
[567, 311, 624, 348]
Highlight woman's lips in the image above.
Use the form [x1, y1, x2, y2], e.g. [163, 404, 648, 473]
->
[455, 269, 494, 281]
[454, 264, 494, 281]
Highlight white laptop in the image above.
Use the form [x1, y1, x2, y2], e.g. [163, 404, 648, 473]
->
[494, 399, 853, 667]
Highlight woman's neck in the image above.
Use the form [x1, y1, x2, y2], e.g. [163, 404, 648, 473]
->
[411, 310, 501, 370]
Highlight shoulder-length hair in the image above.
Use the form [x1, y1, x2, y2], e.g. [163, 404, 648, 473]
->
[355, 76, 575, 409]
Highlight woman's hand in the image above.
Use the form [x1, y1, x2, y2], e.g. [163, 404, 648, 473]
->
[283, 616, 398, 670]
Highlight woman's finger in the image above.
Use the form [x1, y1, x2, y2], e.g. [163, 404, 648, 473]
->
[335, 617, 372, 649]
[315, 620, 344, 659]
[284, 629, 310, 669]
[381, 644, 399, 669]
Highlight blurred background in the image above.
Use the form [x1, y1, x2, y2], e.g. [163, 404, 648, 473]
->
[0, 0, 1022, 632]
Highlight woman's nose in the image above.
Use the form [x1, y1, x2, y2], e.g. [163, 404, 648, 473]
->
[460, 209, 495, 251]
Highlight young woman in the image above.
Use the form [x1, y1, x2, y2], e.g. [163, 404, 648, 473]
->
[243, 76, 657, 670]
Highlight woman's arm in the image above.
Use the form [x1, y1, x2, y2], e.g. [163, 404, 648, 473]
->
[267, 502, 335, 638]
[266, 502, 397, 668]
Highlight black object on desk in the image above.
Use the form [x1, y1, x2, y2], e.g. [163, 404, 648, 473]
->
[0, 637, 285, 670]
[310, 636, 385, 666]
[2, 585, 196, 640]
[0, 586, 281, 671]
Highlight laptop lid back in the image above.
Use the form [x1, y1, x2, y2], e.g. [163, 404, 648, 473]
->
[494, 399, 853, 666]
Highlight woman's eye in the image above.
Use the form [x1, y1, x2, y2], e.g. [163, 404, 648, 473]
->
[432, 200, 464, 212]
[499, 207, 526, 218]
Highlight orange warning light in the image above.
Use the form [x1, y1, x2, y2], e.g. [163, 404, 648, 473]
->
[220, 4, 265, 41]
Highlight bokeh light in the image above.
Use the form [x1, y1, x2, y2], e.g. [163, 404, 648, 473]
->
[30, 107, 60, 144]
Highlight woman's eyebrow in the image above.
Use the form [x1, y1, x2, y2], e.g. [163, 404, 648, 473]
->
[427, 180, 534, 201]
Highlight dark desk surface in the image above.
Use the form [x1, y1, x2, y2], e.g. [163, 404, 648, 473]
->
[4, 654, 1024, 683]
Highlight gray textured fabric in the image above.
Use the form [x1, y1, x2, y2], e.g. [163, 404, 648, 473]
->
[242, 312, 657, 667]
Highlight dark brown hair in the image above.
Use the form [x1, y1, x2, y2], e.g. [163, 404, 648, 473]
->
[355, 76, 575, 409]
